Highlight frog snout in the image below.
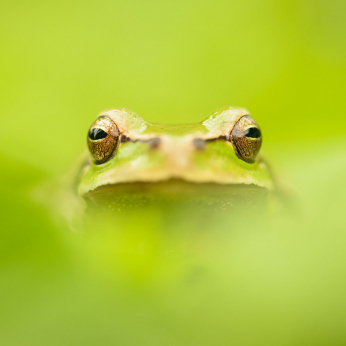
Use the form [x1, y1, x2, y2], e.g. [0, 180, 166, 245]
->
[160, 136, 195, 171]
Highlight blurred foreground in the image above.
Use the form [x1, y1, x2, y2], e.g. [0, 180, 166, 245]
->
[1, 137, 345, 346]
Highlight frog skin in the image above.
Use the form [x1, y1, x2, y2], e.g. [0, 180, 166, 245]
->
[77, 107, 273, 208]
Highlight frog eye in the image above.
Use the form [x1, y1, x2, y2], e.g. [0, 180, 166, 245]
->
[230, 115, 262, 163]
[87, 116, 120, 164]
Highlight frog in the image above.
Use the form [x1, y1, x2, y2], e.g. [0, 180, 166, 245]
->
[75, 107, 273, 212]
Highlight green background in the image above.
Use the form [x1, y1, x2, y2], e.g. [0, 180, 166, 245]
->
[1, 0, 346, 345]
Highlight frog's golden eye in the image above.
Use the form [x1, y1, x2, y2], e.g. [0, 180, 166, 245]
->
[230, 115, 262, 163]
[87, 116, 120, 164]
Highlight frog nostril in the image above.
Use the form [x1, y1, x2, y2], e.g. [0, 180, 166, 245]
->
[148, 138, 161, 148]
[89, 128, 108, 141]
[193, 138, 206, 150]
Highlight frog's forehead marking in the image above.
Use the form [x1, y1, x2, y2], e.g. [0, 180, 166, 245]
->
[99, 107, 250, 139]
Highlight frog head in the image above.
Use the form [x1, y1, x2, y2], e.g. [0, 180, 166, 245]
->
[77, 107, 273, 200]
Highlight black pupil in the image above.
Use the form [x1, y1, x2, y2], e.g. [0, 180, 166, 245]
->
[89, 128, 108, 140]
[244, 127, 261, 138]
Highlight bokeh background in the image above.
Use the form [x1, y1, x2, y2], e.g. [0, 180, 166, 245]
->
[1, 0, 346, 345]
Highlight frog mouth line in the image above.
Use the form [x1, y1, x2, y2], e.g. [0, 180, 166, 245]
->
[83, 179, 268, 211]
[85, 178, 267, 197]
